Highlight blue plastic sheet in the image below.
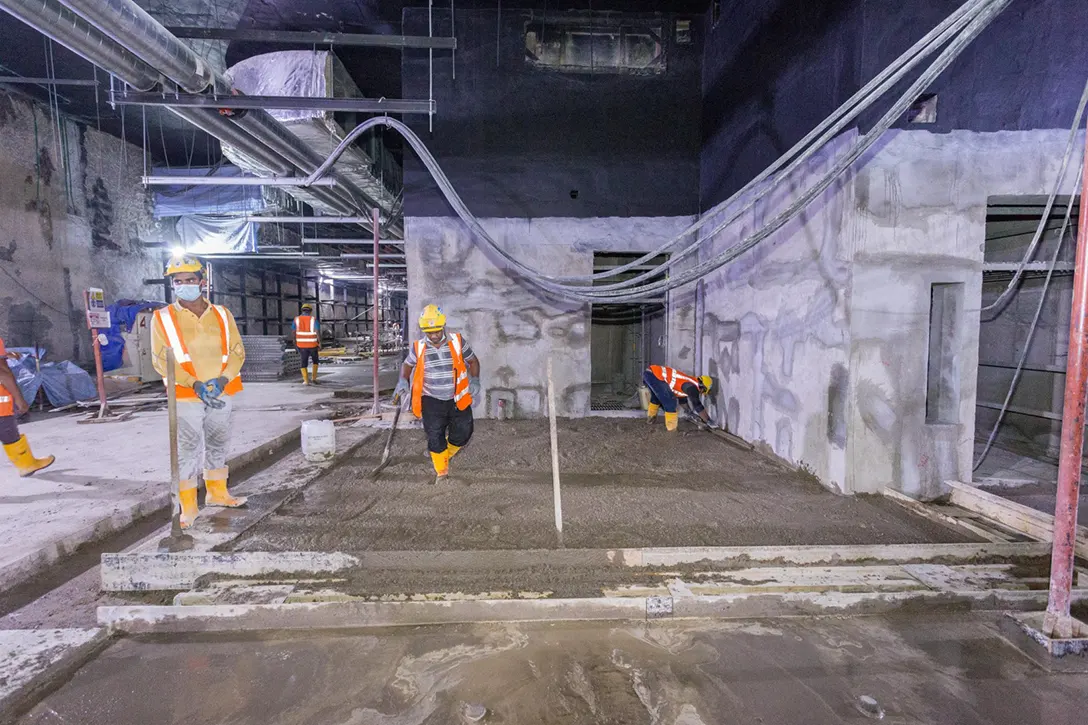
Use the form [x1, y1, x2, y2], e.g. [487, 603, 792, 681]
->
[152, 166, 268, 218]
[5, 351, 42, 405]
[176, 214, 256, 254]
[102, 300, 164, 372]
[39, 361, 98, 406]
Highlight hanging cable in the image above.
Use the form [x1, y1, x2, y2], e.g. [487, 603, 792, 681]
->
[298, 0, 1008, 303]
[973, 158, 1083, 470]
[980, 77, 1088, 314]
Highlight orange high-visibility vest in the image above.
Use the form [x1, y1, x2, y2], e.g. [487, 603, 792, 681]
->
[410, 333, 472, 418]
[649, 365, 699, 398]
[295, 315, 319, 348]
[154, 304, 243, 401]
[0, 336, 12, 417]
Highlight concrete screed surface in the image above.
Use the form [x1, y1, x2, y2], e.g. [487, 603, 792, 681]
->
[15, 613, 1088, 724]
[0, 365, 379, 592]
[231, 418, 972, 553]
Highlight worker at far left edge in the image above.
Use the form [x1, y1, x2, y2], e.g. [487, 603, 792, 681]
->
[151, 254, 248, 529]
[0, 338, 55, 477]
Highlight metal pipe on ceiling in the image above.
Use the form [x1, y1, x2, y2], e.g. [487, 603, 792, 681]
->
[0, 76, 98, 85]
[47, 0, 388, 228]
[164, 26, 457, 50]
[0, 0, 160, 90]
[302, 239, 405, 245]
[246, 216, 375, 224]
[112, 91, 435, 115]
[55, 0, 219, 92]
[143, 175, 337, 186]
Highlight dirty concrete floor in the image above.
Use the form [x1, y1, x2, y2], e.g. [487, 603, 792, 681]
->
[979, 480, 1088, 518]
[231, 418, 973, 552]
[17, 613, 1088, 724]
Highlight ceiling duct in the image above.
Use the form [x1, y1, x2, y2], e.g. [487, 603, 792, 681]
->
[225, 51, 401, 226]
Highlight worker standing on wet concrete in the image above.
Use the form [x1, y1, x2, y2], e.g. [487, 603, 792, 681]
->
[294, 303, 320, 385]
[644, 365, 718, 432]
[0, 339, 54, 476]
[395, 304, 480, 484]
[152, 255, 248, 529]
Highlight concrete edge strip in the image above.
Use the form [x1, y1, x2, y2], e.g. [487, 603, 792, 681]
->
[945, 479, 1088, 559]
[0, 425, 310, 595]
[96, 588, 1088, 635]
[99, 542, 1053, 592]
[99, 541, 1053, 592]
[0, 629, 113, 722]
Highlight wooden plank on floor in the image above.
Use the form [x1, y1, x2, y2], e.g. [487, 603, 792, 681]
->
[944, 480, 1088, 560]
[882, 488, 1015, 543]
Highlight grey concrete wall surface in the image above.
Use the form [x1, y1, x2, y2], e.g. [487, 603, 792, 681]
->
[0, 91, 161, 364]
[847, 128, 1081, 498]
[693, 127, 1080, 496]
[405, 215, 696, 417]
[697, 132, 855, 492]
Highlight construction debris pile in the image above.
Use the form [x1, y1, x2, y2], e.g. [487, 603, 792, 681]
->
[240, 336, 301, 382]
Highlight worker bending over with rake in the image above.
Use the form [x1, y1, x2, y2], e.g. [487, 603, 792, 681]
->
[395, 304, 480, 484]
[0, 340, 54, 476]
[644, 364, 718, 432]
[152, 255, 248, 528]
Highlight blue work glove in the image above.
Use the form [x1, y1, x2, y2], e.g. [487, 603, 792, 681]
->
[393, 378, 411, 407]
[193, 380, 226, 409]
[205, 377, 229, 399]
[468, 377, 481, 401]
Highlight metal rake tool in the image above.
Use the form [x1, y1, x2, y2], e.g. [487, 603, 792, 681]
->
[371, 393, 403, 477]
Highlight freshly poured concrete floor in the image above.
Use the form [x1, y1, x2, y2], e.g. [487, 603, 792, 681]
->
[18, 614, 1088, 724]
[231, 418, 973, 553]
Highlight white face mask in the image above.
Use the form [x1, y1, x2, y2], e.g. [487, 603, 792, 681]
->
[174, 284, 203, 302]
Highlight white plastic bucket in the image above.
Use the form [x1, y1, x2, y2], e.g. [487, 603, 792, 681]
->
[301, 419, 337, 462]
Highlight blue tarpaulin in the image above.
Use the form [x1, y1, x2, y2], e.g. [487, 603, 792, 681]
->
[5, 350, 97, 406]
[102, 300, 164, 372]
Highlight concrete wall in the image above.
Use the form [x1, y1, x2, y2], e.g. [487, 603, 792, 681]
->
[0, 91, 160, 364]
[405, 215, 696, 417]
[692, 128, 1078, 496]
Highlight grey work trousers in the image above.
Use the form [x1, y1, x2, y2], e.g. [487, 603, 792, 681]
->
[177, 394, 235, 491]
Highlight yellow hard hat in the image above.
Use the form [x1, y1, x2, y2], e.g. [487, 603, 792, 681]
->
[301, 303, 313, 311]
[165, 254, 204, 276]
[700, 375, 718, 398]
[418, 304, 447, 332]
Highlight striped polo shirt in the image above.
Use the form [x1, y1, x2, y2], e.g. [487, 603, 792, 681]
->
[404, 332, 476, 401]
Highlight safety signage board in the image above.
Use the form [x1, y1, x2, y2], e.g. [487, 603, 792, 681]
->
[86, 288, 111, 329]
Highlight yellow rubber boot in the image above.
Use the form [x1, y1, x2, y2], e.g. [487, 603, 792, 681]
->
[664, 412, 679, 432]
[205, 479, 248, 507]
[430, 449, 449, 483]
[647, 403, 660, 423]
[3, 435, 55, 477]
[178, 486, 199, 529]
[300, 368, 310, 385]
[447, 442, 461, 460]
[311, 364, 319, 384]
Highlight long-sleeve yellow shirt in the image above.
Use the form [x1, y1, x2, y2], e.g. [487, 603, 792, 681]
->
[151, 301, 246, 389]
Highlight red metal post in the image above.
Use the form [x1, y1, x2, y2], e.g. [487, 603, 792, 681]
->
[372, 207, 381, 415]
[1044, 124, 1088, 638]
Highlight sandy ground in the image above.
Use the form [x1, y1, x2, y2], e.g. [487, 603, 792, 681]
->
[16, 613, 1088, 724]
[231, 418, 972, 552]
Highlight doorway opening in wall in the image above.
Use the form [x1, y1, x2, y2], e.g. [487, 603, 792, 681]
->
[974, 195, 1079, 487]
[589, 252, 668, 411]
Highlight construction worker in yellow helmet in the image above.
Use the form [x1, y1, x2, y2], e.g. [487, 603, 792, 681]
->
[395, 304, 481, 483]
[294, 303, 320, 384]
[151, 254, 248, 529]
[644, 364, 719, 432]
[0, 337, 54, 477]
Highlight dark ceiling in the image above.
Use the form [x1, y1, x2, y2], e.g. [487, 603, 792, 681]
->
[0, 1, 709, 165]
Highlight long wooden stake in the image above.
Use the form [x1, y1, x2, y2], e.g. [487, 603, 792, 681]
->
[546, 357, 563, 533]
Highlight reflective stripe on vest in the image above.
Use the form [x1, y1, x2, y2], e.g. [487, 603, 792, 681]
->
[155, 304, 240, 398]
[295, 315, 319, 347]
[410, 333, 473, 418]
[650, 365, 699, 398]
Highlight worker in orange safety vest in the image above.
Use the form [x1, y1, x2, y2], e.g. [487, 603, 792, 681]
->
[394, 304, 480, 483]
[294, 303, 320, 385]
[151, 254, 247, 529]
[0, 338, 54, 477]
[644, 364, 719, 432]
